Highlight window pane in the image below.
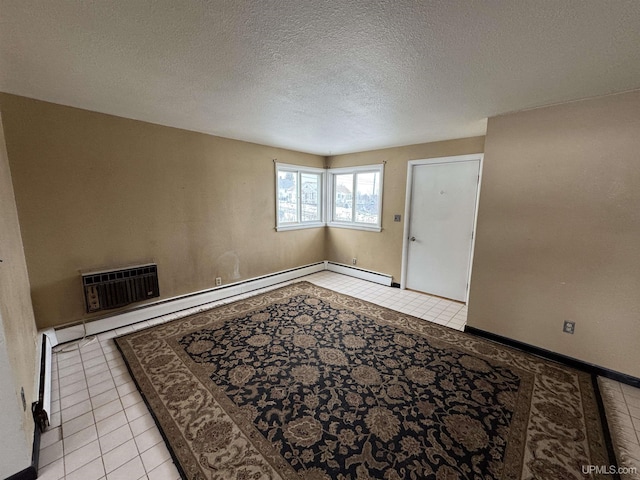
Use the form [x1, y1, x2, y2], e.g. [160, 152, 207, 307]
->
[300, 173, 320, 222]
[334, 174, 353, 222]
[355, 172, 380, 224]
[277, 170, 297, 223]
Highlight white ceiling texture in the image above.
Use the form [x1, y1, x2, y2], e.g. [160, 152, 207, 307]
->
[1, 1, 640, 155]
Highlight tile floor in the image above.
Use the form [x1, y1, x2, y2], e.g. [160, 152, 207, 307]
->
[36, 271, 639, 479]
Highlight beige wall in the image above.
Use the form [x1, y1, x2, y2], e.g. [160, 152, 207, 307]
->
[0, 94, 325, 329]
[6, 87, 638, 380]
[0, 112, 39, 475]
[468, 90, 640, 378]
[326, 137, 485, 281]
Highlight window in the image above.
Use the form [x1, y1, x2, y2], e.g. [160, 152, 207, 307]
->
[275, 162, 384, 232]
[328, 164, 384, 231]
[276, 163, 324, 231]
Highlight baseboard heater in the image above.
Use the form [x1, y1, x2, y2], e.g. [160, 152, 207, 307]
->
[325, 261, 393, 286]
[33, 331, 53, 432]
[82, 263, 159, 313]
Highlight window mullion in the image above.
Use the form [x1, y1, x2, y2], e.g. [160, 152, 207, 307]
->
[297, 172, 301, 223]
[336, 174, 339, 222]
[351, 173, 357, 222]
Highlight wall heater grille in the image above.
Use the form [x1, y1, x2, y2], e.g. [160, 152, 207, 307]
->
[82, 264, 159, 313]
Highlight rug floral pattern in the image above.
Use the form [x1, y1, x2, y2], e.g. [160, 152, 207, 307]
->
[115, 282, 614, 480]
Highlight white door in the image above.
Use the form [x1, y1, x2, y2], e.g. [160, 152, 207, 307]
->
[405, 159, 480, 301]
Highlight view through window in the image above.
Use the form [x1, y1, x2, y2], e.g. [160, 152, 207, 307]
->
[275, 163, 383, 231]
[276, 165, 323, 230]
[333, 170, 381, 225]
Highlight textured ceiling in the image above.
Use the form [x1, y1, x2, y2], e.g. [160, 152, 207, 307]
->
[2, 1, 640, 155]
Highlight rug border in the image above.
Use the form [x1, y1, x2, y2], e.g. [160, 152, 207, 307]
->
[114, 339, 189, 480]
[465, 326, 623, 480]
[592, 375, 622, 480]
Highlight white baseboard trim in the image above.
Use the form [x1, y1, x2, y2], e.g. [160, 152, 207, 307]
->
[325, 262, 393, 286]
[51, 261, 393, 344]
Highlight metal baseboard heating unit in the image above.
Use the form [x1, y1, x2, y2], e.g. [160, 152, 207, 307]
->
[33, 332, 54, 433]
[82, 263, 159, 313]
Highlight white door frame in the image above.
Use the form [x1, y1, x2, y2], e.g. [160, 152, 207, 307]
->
[400, 153, 484, 303]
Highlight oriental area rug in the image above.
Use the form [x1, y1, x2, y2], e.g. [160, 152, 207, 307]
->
[115, 282, 614, 480]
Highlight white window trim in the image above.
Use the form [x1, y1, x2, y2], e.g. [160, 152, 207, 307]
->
[327, 164, 384, 232]
[275, 162, 384, 233]
[275, 163, 326, 232]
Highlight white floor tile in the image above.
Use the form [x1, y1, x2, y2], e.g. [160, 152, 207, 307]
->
[89, 379, 117, 397]
[113, 372, 133, 387]
[109, 364, 129, 378]
[59, 370, 85, 388]
[146, 459, 181, 480]
[623, 384, 640, 400]
[107, 456, 146, 480]
[91, 387, 120, 409]
[39, 440, 63, 468]
[61, 398, 93, 423]
[103, 438, 139, 473]
[83, 355, 107, 369]
[65, 457, 105, 480]
[40, 426, 62, 450]
[60, 388, 90, 411]
[116, 381, 137, 397]
[81, 345, 104, 359]
[85, 362, 110, 377]
[96, 410, 128, 437]
[129, 413, 156, 437]
[124, 402, 149, 423]
[64, 439, 101, 474]
[94, 399, 125, 423]
[62, 411, 95, 437]
[57, 355, 82, 369]
[63, 424, 98, 454]
[58, 363, 84, 379]
[626, 392, 640, 409]
[99, 423, 133, 454]
[36, 457, 64, 480]
[140, 442, 171, 473]
[59, 378, 88, 398]
[134, 427, 163, 453]
[120, 390, 143, 409]
[108, 357, 125, 370]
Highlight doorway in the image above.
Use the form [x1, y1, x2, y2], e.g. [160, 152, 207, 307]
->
[401, 154, 482, 302]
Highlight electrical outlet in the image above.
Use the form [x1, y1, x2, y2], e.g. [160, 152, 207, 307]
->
[215, 277, 222, 287]
[394, 214, 401, 222]
[563, 320, 575, 334]
[352, 258, 357, 265]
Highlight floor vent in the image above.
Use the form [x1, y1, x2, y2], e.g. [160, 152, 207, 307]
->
[82, 264, 159, 313]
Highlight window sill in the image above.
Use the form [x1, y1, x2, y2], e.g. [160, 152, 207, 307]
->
[327, 223, 382, 233]
[276, 223, 325, 232]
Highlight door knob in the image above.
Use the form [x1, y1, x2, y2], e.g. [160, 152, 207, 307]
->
[410, 236, 416, 242]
